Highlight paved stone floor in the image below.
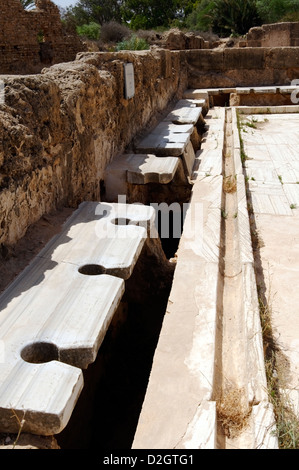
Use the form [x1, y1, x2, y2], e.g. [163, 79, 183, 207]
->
[241, 113, 299, 413]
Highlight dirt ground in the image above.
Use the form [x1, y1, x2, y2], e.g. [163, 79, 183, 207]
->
[0, 206, 75, 295]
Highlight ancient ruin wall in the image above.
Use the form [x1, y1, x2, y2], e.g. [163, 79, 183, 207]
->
[0, 0, 85, 74]
[247, 22, 299, 47]
[1, 45, 299, 247]
[0, 49, 187, 246]
[186, 47, 299, 88]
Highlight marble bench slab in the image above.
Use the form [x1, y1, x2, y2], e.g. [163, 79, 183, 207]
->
[126, 155, 180, 184]
[150, 122, 194, 136]
[38, 201, 155, 279]
[0, 201, 155, 435]
[183, 89, 209, 101]
[183, 90, 210, 115]
[163, 100, 203, 125]
[135, 131, 196, 178]
[136, 131, 191, 157]
[104, 153, 180, 201]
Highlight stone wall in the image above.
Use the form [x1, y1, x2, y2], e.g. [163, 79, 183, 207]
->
[0, 0, 85, 74]
[1, 45, 299, 247]
[0, 49, 187, 245]
[186, 47, 299, 88]
[246, 22, 299, 47]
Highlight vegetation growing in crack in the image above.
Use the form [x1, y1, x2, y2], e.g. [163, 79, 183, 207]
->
[258, 289, 299, 449]
[217, 387, 252, 438]
[223, 174, 237, 194]
[236, 111, 249, 165]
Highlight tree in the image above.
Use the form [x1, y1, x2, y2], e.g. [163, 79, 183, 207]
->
[211, 0, 262, 36]
[185, 0, 216, 31]
[121, 0, 192, 30]
[256, 0, 299, 23]
[185, 0, 263, 34]
[63, 0, 123, 26]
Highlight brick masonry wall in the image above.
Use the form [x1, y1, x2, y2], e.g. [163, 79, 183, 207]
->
[0, 0, 86, 74]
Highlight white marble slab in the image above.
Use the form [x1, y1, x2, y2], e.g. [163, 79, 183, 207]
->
[104, 153, 180, 200]
[0, 201, 155, 435]
[126, 154, 180, 184]
[163, 101, 203, 125]
[136, 132, 190, 157]
[39, 202, 154, 279]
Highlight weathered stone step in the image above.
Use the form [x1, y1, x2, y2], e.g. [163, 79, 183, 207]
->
[0, 201, 155, 436]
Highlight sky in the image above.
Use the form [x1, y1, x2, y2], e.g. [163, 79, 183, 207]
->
[52, 0, 78, 9]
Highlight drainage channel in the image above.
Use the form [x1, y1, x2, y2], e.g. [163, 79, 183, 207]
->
[53, 232, 177, 449]
[215, 107, 252, 448]
[214, 107, 276, 449]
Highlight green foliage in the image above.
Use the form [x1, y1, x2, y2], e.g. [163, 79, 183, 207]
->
[121, 0, 182, 30]
[256, 0, 299, 23]
[185, 0, 263, 35]
[116, 34, 150, 50]
[185, 0, 216, 31]
[61, 0, 299, 39]
[64, 0, 192, 31]
[63, 0, 123, 26]
[211, 0, 262, 36]
[76, 22, 101, 40]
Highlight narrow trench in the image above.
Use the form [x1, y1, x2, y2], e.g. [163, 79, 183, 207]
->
[55, 220, 181, 449]
[215, 107, 252, 448]
[52, 242, 173, 449]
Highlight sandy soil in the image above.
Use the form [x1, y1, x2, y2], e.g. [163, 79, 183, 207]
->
[0, 206, 75, 295]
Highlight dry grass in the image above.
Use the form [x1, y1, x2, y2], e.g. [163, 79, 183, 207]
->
[217, 387, 251, 438]
[258, 283, 299, 448]
[223, 174, 237, 194]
